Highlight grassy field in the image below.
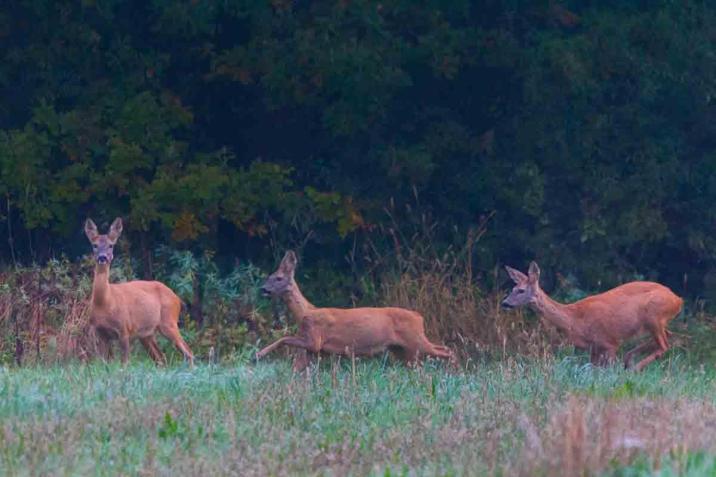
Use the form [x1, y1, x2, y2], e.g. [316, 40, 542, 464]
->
[1, 352, 716, 476]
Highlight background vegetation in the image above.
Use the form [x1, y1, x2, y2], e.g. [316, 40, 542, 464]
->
[2, 0, 716, 301]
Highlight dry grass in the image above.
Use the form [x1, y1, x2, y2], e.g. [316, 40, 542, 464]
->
[382, 266, 564, 361]
[375, 226, 570, 361]
[515, 395, 716, 476]
[0, 259, 95, 365]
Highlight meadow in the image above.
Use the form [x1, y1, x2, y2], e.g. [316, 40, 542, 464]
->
[2, 352, 716, 476]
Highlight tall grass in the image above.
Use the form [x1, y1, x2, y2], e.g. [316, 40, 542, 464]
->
[379, 250, 563, 361]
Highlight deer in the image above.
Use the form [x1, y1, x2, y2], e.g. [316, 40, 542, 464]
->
[501, 262, 683, 371]
[84, 217, 194, 366]
[255, 251, 454, 371]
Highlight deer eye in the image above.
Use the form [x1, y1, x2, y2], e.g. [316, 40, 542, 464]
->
[276, 277, 283, 281]
[517, 289, 525, 294]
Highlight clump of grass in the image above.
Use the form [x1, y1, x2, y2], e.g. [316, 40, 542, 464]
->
[514, 394, 716, 476]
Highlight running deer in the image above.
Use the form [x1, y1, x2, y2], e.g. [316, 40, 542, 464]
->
[256, 251, 454, 370]
[501, 262, 683, 371]
[84, 218, 194, 366]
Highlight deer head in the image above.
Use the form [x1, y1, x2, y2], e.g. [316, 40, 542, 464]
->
[84, 217, 123, 265]
[501, 261, 541, 308]
[261, 250, 297, 296]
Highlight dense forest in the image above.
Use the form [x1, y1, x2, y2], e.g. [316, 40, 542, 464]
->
[2, 1, 716, 300]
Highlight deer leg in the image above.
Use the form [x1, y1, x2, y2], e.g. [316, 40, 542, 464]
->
[428, 344, 456, 363]
[256, 335, 320, 359]
[420, 337, 454, 360]
[140, 336, 166, 365]
[600, 347, 617, 366]
[633, 331, 669, 372]
[256, 337, 290, 358]
[399, 347, 421, 367]
[148, 336, 167, 365]
[138, 337, 156, 362]
[258, 317, 322, 360]
[624, 340, 658, 369]
[431, 344, 457, 364]
[93, 327, 114, 361]
[633, 347, 667, 372]
[291, 350, 317, 372]
[386, 346, 411, 366]
[118, 333, 131, 365]
[400, 335, 455, 366]
[97, 335, 113, 361]
[159, 324, 194, 367]
[588, 345, 612, 366]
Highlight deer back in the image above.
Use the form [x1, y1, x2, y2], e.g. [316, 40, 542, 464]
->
[305, 306, 425, 354]
[91, 280, 181, 337]
[567, 281, 682, 343]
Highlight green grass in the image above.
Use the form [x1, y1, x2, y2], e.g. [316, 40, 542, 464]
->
[1, 353, 716, 476]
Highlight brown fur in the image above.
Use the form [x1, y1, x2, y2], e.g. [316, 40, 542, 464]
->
[502, 262, 683, 371]
[85, 218, 194, 366]
[256, 251, 454, 371]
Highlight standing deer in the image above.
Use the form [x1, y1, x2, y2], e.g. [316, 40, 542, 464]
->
[501, 262, 683, 371]
[84, 217, 194, 366]
[256, 251, 454, 370]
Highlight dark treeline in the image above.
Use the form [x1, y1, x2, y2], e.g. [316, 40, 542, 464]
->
[1, 1, 716, 299]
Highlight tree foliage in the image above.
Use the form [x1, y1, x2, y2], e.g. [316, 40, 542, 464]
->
[1, 1, 716, 296]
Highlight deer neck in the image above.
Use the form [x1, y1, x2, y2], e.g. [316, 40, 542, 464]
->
[91, 263, 112, 308]
[281, 279, 315, 320]
[530, 288, 575, 335]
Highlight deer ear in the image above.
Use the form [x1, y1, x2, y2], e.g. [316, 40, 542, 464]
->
[505, 265, 528, 283]
[528, 261, 541, 283]
[108, 217, 123, 242]
[279, 250, 298, 273]
[84, 219, 99, 242]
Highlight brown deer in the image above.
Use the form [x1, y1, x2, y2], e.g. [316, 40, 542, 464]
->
[501, 262, 683, 371]
[84, 218, 194, 366]
[256, 251, 454, 370]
